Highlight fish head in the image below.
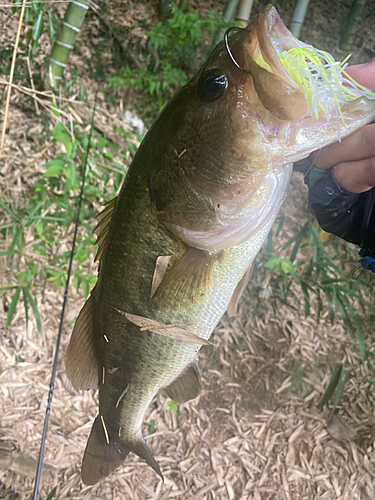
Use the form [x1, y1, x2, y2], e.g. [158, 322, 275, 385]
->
[148, 5, 375, 250]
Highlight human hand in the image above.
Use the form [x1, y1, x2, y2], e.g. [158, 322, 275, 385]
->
[310, 59, 375, 193]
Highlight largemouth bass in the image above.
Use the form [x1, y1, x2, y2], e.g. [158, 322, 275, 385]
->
[66, 5, 375, 484]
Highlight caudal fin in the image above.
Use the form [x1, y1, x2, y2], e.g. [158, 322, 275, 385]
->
[81, 415, 163, 485]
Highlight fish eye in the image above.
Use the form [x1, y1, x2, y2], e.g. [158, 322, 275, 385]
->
[197, 69, 228, 102]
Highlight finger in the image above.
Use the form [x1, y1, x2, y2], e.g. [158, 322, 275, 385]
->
[344, 58, 375, 91]
[311, 123, 375, 170]
[333, 156, 375, 193]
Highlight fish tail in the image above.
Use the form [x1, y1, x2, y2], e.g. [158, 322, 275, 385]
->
[81, 416, 163, 485]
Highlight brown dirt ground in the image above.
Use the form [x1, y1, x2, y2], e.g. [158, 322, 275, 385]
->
[1, 1, 375, 499]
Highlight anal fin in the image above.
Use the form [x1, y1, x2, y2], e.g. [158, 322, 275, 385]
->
[66, 295, 98, 390]
[164, 357, 202, 404]
[227, 263, 253, 317]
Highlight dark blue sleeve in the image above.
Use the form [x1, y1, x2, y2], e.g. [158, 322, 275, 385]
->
[304, 167, 375, 252]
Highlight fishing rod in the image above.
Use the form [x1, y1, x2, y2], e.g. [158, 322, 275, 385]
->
[32, 89, 98, 500]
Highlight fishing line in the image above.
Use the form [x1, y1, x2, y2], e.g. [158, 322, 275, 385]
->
[32, 88, 98, 500]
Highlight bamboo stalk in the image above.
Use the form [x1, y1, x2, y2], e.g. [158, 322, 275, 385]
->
[235, 0, 254, 28]
[224, 0, 241, 22]
[46, 0, 90, 88]
[339, 0, 366, 51]
[289, 0, 311, 38]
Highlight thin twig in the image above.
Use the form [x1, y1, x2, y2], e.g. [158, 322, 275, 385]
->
[0, 0, 27, 162]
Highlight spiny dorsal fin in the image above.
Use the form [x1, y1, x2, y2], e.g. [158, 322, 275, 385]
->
[66, 295, 99, 390]
[227, 263, 253, 317]
[93, 197, 117, 263]
[164, 357, 202, 404]
[155, 247, 216, 307]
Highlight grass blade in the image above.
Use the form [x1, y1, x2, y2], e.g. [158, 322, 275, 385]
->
[317, 363, 343, 410]
[6, 287, 21, 327]
[23, 287, 42, 333]
[331, 364, 346, 414]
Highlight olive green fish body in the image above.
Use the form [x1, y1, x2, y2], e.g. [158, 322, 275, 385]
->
[67, 5, 375, 484]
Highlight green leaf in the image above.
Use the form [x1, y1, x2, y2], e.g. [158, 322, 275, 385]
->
[281, 258, 295, 275]
[6, 287, 21, 328]
[44, 162, 63, 177]
[354, 318, 366, 361]
[23, 288, 42, 333]
[8, 226, 23, 256]
[23, 288, 29, 331]
[31, 10, 44, 42]
[317, 363, 343, 410]
[50, 101, 60, 117]
[46, 486, 57, 500]
[53, 123, 71, 142]
[167, 397, 178, 414]
[331, 365, 346, 414]
[264, 255, 281, 272]
[65, 139, 73, 158]
[47, 12, 56, 41]
[0, 199, 22, 223]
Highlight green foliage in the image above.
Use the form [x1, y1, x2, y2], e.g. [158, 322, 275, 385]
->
[12, 0, 58, 55]
[317, 363, 346, 413]
[2, 118, 133, 331]
[107, 6, 231, 116]
[167, 397, 179, 415]
[145, 419, 156, 434]
[259, 216, 375, 409]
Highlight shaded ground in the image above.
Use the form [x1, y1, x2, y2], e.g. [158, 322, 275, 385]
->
[1, 1, 375, 499]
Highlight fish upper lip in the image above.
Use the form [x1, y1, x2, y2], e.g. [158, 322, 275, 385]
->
[253, 5, 304, 87]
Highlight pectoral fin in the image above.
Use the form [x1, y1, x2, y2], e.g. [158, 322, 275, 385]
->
[66, 295, 99, 390]
[164, 357, 202, 404]
[155, 247, 216, 307]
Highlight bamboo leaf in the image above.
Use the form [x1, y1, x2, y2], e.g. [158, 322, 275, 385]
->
[32, 10, 44, 42]
[47, 12, 56, 41]
[354, 318, 366, 361]
[6, 287, 21, 328]
[8, 226, 23, 256]
[23, 288, 29, 331]
[23, 288, 42, 333]
[0, 199, 22, 223]
[317, 363, 343, 410]
[331, 365, 346, 414]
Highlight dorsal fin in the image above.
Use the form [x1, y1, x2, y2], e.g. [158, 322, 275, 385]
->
[93, 197, 117, 263]
[66, 295, 99, 390]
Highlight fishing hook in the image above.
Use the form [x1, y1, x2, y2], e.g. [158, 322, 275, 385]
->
[224, 26, 252, 74]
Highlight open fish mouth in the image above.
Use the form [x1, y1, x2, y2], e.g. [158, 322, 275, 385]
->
[231, 6, 375, 132]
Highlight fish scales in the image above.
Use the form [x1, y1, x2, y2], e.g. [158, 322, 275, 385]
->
[66, 5, 375, 484]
